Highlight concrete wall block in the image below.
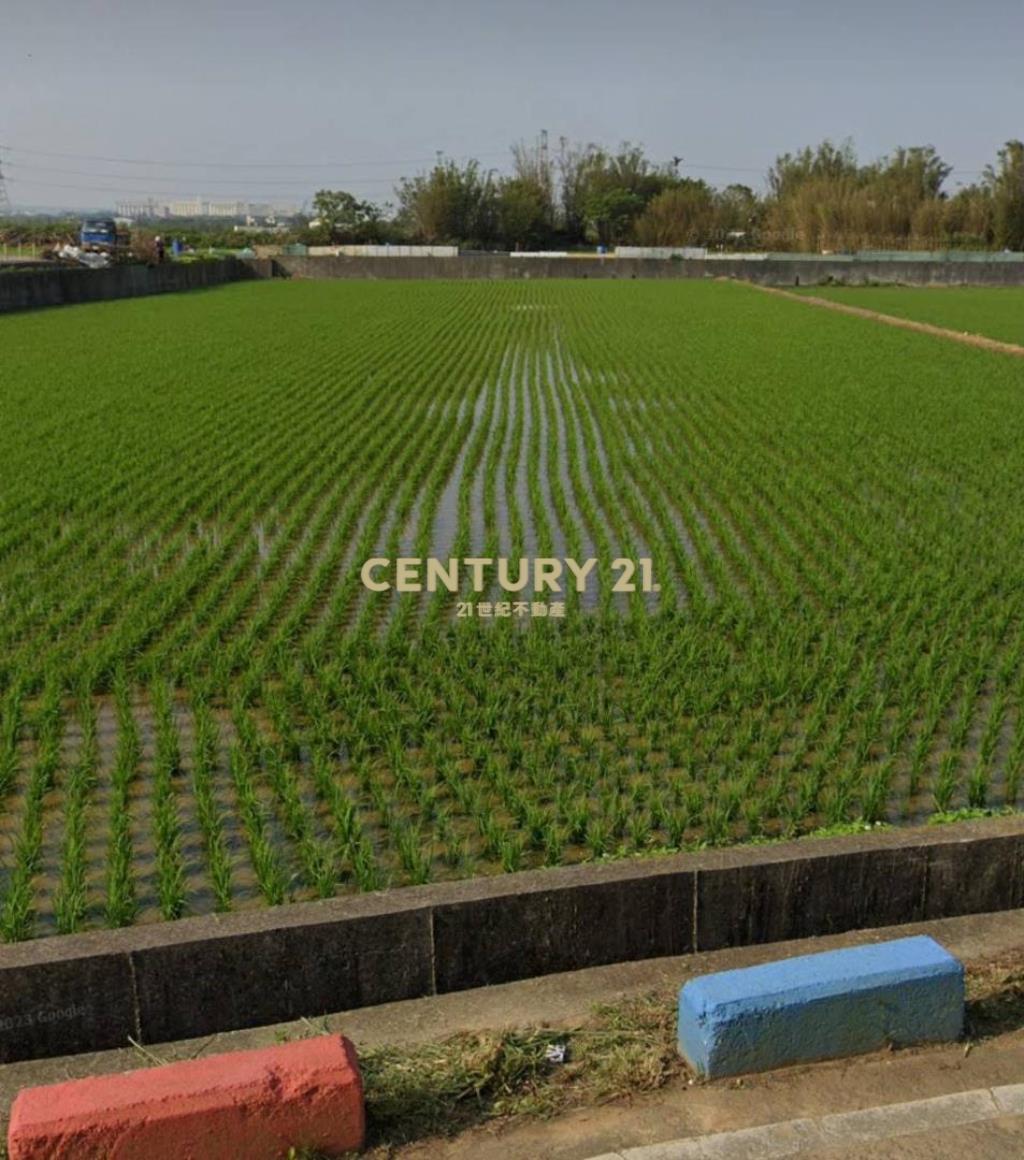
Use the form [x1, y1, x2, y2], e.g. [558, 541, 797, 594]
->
[131, 908, 433, 1043]
[924, 833, 1024, 919]
[0, 953, 137, 1064]
[695, 845, 929, 952]
[433, 869, 695, 992]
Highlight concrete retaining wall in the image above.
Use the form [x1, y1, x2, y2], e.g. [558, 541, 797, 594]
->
[714, 258, 1024, 287]
[0, 259, 256, 316]
[265, 253, 1024, 286]
[0, 816, 1021, 1063]
[270, 254, 706, 281]
[3, 254, 1022, 315]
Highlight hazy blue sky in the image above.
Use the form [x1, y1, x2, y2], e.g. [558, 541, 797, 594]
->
[3, 0, 1022, 209]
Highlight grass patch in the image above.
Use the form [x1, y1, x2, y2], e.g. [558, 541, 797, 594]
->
[285, 992, 682, 1157]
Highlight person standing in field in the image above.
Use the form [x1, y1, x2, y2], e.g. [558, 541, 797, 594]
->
[154, 236, 166, 264]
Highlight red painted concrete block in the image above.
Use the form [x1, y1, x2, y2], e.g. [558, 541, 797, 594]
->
[7, 1033, 364, 1159]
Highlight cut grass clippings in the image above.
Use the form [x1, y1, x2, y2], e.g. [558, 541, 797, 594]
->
[282, 992, 683, 1159]
[359, 993, 681, 1150]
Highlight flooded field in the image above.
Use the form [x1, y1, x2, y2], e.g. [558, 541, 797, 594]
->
[2, 278, 1024, 939]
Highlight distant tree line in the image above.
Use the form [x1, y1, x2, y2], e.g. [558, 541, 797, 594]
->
[4, 136, 1023, 254]
[0, 217, 79, 246]
[309, 135, 1024, 253]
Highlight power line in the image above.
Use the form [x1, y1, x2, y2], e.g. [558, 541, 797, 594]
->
[4, 176, 405, 199]
[5, 151, 990, 182]
[0, 140, 992, 209]
[5, 165, 412, 192]
[1, 141, 771, 178]
[0, 143, 509, 170]
[3, 161, 409, 189]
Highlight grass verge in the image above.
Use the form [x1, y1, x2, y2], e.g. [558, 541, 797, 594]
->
[289, 953, 1024, 1157]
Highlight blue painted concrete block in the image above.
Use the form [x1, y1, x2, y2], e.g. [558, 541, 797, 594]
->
[678, 935, 964, 1078]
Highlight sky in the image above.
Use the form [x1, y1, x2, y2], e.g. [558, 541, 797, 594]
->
[2, 0, 1022, 211]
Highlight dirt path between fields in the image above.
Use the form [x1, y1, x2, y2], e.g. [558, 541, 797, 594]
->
[748, 283, 1024, 359]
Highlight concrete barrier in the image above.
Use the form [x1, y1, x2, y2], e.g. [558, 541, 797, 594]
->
[0, 816, 1019, 1064]
[6, 1034, 364, 1159]
[678, 935, 964, 1078]
[261, 253, 1024, 287]
[0, 259, 256, 315]
[4, 255, 1023, 313]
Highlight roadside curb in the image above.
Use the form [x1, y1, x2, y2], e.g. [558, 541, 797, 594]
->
[587, 1084, 1024, 1159]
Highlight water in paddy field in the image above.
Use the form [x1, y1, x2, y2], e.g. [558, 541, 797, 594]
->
[3, 668, 1019, 942]
[359, 324, 669, 621]
[430, 391, 482, 555]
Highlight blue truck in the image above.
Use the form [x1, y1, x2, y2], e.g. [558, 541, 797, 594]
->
[79, 218, 130, 256]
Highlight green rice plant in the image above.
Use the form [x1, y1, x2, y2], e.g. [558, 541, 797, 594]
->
[105, 674, 140, 928]
[0, 681, 62, 941]
[53, 688, 97, 933]
[860, 761, 895, 825]
[933, 752, 961, 814]
[190, 692, 234, 911]
[150, 679, 186, 920]
[966, 758, 991, 809]
[393, 820, 433, 885]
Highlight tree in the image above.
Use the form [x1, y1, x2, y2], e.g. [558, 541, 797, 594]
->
[556, 139, 600, 242]
[555, 141, 673, 245]
[496, 177, 551, 250]
[767, 139, 860, 200]
[633, 180, 716, 245]
[311, 190, 382, 242]
[395, 160, 497, 245]
[510, 136, 555, 230]
[584, 186, 645, 246]
[763, 140, 958, 251]
[874, 146, 950, 199]
[941, 185, 993, 248]
[984, 141, 1024, 250]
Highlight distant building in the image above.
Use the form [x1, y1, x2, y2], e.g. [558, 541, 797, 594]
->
[115, 198, 165, 220]
[115, 196, 299, 222]
[166, 198, 206, 217]
[203, 200, 249, 218]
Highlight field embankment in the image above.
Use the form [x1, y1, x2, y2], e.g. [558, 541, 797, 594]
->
[756, 285, 1024, 357]
[792, 284, 1024, 348]
[0, 815, 1021, 1061]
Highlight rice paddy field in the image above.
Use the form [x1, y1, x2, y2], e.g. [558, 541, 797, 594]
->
[797, 284, 1024, 346]
[2, 277, 1024, 941]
